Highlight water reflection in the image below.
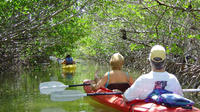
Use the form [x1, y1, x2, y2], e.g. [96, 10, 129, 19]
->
[41, 107, 66, 112]
[0, 59, 199, 112]
[61, 72, 74, 80]
[84, 97, 120, 112]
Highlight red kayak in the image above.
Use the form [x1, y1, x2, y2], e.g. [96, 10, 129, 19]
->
[83, 80, 200, 112]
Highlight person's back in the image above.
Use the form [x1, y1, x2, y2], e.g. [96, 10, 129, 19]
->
[108, 70, 129, 84]
[64, 55, 74, 65]
[66, 57, 73, 64]
[124, 71, 182, 100]
[92, 53, 133, 92]
[123, 45, 183, 101]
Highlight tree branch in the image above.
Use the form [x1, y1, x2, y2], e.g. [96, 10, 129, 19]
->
[155, 0, 200, 12]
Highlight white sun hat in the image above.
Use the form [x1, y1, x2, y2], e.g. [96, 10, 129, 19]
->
[149, 45, 166, 62]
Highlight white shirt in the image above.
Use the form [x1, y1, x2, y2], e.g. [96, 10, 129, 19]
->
[123, 71, 183, 101]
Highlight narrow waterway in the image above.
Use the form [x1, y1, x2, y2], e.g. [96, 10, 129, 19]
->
[0, 59, 199, 112]
[0, 59, 123, 112]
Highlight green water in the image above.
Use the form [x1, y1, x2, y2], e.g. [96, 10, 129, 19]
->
[0, 59, 199, 112]
[0, 60, 123, 112]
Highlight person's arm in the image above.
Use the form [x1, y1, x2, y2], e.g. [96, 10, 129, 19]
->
[92, 72, 108, 90]
[62, 60, 66, 64]
[129, 75, 134, 85]
[173, 76, 184, 96]
[123, 76, 144, 101]
[94, 70, 100, 83]
[71, 58, 75, 64]
[123, 84, 137, 101]
[123, 94, 129, 102]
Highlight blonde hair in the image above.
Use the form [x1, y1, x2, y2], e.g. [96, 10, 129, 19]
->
[109, 53, 124, 70]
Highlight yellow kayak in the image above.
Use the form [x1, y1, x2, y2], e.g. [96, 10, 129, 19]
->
[62, 64, 76, 73]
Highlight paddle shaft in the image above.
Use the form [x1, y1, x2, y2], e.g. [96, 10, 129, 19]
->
[183, 89, 200, 92]
[68, 85, 200, 92]
[66, 85, 200, 92]
[68, 83, 90, 87]
[87, 92, 122, 96]
[86, 89, 200, 96]
[50, 89, 200, 102]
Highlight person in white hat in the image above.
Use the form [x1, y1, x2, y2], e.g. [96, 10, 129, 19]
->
[123, 45, 183, 101]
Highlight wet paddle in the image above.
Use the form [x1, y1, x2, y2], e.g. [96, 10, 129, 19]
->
[50, 90, 122, 101]
[39, 81, 90, 94]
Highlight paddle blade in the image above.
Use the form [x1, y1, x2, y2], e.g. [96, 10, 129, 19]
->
[39, 81, 67, 94]
[51, 90, 87, 101]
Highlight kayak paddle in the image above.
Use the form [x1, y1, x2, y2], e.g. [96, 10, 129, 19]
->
[39, 81, 90, 94]
[182, 89, 200, 92]
[50, 89, 200, 102]
[39, 81, 200, 95]
[50, 90, 122, 101]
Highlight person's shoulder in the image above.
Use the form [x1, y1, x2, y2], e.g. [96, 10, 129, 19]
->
[100, 72, 109, 81]
[103, 72, 109, 77]
[165, 72, 178, 78]
[138, 71, 157, 82]
[133, 74, 150, 85]
[136, 73, 150, 81]
[141, 71, 152, 77]
[121, 71, 129, 75]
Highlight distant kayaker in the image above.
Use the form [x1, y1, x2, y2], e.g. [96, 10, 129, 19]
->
[62, 55, 75, 65]
[123, 45, 183, 101]
[90, 53, 134, 93]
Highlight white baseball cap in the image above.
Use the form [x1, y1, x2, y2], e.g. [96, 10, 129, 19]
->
[149, 45, 166, 62]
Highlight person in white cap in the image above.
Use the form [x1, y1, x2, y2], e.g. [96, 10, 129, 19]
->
[123, 45, 183, 101]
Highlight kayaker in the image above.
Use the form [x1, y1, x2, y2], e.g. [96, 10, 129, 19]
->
[62, 55, 75, 65]
[123, 45, 183, 101]
[90, 53, 134, 93]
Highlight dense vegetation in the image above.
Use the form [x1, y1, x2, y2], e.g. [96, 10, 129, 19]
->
[0, 0, 91, 71]
[1, 0, 200, 89]
[78, 0, 200, 89]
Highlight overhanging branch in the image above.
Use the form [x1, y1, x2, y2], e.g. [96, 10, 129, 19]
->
[155, 0, 200, 12]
